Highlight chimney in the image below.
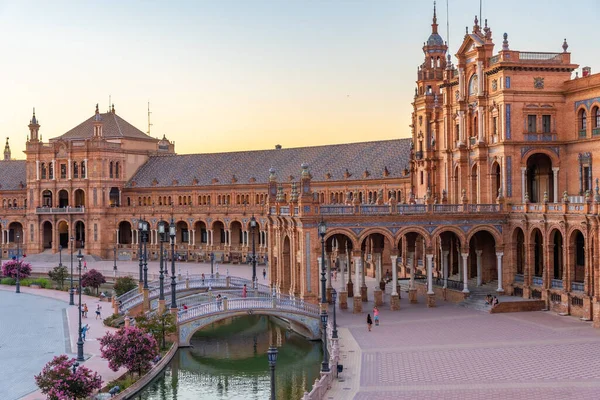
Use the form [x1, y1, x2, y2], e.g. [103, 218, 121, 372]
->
[583, 67, 591, 77]
[275, 144, 282, 150]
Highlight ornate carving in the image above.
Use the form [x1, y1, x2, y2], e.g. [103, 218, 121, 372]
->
[533, 77, 544, 89]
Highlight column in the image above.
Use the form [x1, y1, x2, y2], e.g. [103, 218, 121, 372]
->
[119, 190, 122, 207]
[52, 160, 56, 180]
[409, 252, 415, 289]
[116, 229, 119, 244]
[84, 159, 88, 179]
[192, 229, 195, 246]
[552, 167, 559, 202]
[209, 230, 213, 246]
[426, 254, 434, 295]
[340, 255, 346, 289]
[68, 158, 71, 179]
[36, 160, 40, 180]
[352, 256, 363, 313]
[521, 167, 527, 202]
[458, 110, 465, 145]
[476, 250, 482, 286]
[458, 67, 464, 99]
[354, 256, 361, 289]
[442, 250, 449, 288]
[375, 254, 382, 285]
[496, 252, 504, 292]
[478, 106, 484, 142]
[462, 253, 470, 293]
[390, 256, 398, 296]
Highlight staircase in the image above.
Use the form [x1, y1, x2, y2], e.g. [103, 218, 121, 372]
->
[458, 278, 498, 311]
[22, 249, 102, 263]
[385, 279, 411, 295]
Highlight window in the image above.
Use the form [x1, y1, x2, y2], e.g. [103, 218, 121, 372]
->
[542, 115, 551, 133]
[593, 106, 600, 128]
[109, 162, 113, 178]
[60, 164, 66, 179]
[41, 163, 47, 179]
[81, 162, 86, 178]
[579, 109, 587, 130]
[527, 115, 537, 133]
[583, 167, 591, 192]
[420, 171, 424, 185]
[505, 76, 511, 89]
[492, 117, 497, 135]
[73, 162, 79, 178]
[115, 162, 120, 179]
[49, 163, 54, 179]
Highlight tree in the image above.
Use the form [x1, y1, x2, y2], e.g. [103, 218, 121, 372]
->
[81, 269, 106, 295]
[2, 259, 32, 280]
[34, 355, 102, 400]
[48, 265, 69, 289]
[136, 312, 177, 350]
[100, 326, 159, 376]
[114, 275, 137, 297]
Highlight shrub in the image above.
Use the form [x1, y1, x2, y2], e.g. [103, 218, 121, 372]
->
[100, 326, 159, 376]
[20, 278, 32, 286]
[81, 269, 106, 295]
[103, 314, 123, 328]
[33, 278, 50, 288]
[114, 276, 137, 297]
[48, 265, 69, 289]
[135, 312, 177, 350]
[2, 259, 32, 280]
[34, 354, 102, 400]
[1, 277, 16, 285]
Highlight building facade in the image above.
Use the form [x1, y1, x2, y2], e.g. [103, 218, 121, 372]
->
[2, 9, 600, 324]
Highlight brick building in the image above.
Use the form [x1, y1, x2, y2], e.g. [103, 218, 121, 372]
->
[1, 8, 600, 324]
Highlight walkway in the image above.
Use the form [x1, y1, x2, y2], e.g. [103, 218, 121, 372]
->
[327, 278, 600, 399]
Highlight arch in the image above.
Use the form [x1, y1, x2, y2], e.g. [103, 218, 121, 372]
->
[211, 220, 225, 247]
[431, 226, 466, 248]
[109, 187, 120, 207]
[58, 189, 69, 208]
[468, 74, 478, 96]
[74, 189, 85, 207]
[323, 228, 359, 250]
[548, 228, 564, 281]
[437, 230, 464, 279]
[526, 153, 554, 202]
[74, 220, 85, 249]
[466, 225, 503, 247]
[569, 228, 586, 284]
[468, 229, 498, 284]
[8, 222, 23, 244]
[193, 221, 208, 245]
[593, 105, 600, 129]
[530, 228, 544, 279]
[57, 220, 69, 248]
[118, 221, 133, 245]
[578, 107, 587, 132]
[396, 227, 432, 248]
[357, 228, 396, 250]
[41, 190, 52, 207]
[229, 220, 243, 249]
[42, 221, 53, 249]
[491, 161, 501, 199]
[281, 235, 292, 293]
[470, 163, 478, 203]
[176, 221, 189, 244]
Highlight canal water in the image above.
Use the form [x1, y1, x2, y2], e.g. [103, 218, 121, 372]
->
[136, 315, 323, 400]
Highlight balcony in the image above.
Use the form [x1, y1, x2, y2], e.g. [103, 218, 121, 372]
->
[35, 206, 85, 214]
[318, 203, 500, 217]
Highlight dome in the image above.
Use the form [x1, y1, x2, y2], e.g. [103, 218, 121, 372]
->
[427, 33, 444, 46]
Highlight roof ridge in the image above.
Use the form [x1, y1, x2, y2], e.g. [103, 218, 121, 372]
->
[112, 113, 124, 137]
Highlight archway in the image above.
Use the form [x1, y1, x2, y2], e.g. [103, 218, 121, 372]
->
[8, 222, 23, 248]
[549, 229, 563, 282]
[492, 162, 501, 199]
[526, 153, 553, 202]
[437, 230, 463, 282]
[42, 190, 53, 207]
[212, 221, 225, 250]
[468, 230, 497, 285]
[74, 189, 85, 207]
[530, 228, 544, 285]
[570, 230, 585, 287]
[42, 221, 52, 249]
[230, 221, 243, 249]
[514, 228, 525, 276]
[109, 187, 120, 207]
[176, 221, 189, 244]
[118, 221, 132, 245]
[326, 233, 354, 294]
[359, 233, 391, 284]
[58, 221, 69, 248]
[58, 189, 69, 208]
[470, 163, 478, 203]
[403, 231, 428, 278]
[281, 235, 291, 294]
[75, 221, 85, 249]
[194, 221, 208, 247]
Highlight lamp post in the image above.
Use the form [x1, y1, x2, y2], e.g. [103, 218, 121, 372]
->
[250, 215, 257, 290]
[331, 289, 338, 339]
[142, 220, 149, 289]
[210, 252, 215, 277]
[71, 361, 79, 375]
[138, 218, 144, 289]
[169, 217, 177, 309]
[113, 245, 117, 277]
[69, 236, 75, 305]
[76, 249, 85, 361]
[58, 245, 63, 267]
[158, 220, 166, 311]
[15, 233, 21, 293]
[267, 345, 278, 400]
[318, 219, 329, 372]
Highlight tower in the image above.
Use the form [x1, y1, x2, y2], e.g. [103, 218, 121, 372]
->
[93, 104, 103, 137]
[28, 108, 40, 142]
[3, 137, 10, 160]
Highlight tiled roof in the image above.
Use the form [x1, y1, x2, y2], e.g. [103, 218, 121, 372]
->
[51, 112, 155, 141]
[127, 139, 411, 188]
[0, 160, 26, 190]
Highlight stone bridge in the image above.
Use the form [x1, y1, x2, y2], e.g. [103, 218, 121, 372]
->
[177, 296, 322, 346]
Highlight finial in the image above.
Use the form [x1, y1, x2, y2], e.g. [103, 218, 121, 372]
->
[562, 38, 568, 53]
[484, 18, 488, 28]
[466, 26, 469, 35]
[95, 103, 99, 114]
[433, 1, 437, 24]
[111, 104, 115, 114]
[502, 32, 509, 51]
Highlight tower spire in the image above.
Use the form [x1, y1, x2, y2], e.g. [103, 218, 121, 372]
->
[431, 1, 438, 34]
[3, 137, 10, 160]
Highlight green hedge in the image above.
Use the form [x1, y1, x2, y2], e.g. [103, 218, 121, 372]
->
[1, 277, 49, 288]
[1, 277, 16, 285]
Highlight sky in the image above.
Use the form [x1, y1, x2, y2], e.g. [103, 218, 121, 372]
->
[0, 0, 598, 159]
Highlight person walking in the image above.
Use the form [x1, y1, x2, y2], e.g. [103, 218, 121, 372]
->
[367, 314, 373, 332]
[83, 304, 88, 318]
[95, 304, 102, 319]
[242, 284, 247, 298]
[83, 260, 87, 273]
[263, 268, 266, 280]
[373, 306, 380, 326]
[81, 324, 89, 341]
[201, 273, 205, 286]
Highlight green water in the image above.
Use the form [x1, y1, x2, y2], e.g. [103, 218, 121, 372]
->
[136, 316, 323, 400]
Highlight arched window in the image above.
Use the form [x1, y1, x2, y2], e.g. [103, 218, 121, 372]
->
[115, 162, 120, 179]
[468, 74, 479, 96]
[579, 108, 587, 130]
[109, 162, 113, 178]
[41, 163, 47, 179]
[593, 106, 600, 129]
[73, 162, 79, 178]
[49, 163, 54, 179]
[127, 197, 131, 206]
[81, 162, 86, 178]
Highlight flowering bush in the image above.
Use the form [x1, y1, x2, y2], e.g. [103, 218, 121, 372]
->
[81, 269, 106, 295]
[34, 355, 102, 400]
[100, 326, 159, 376]
[2, 259, 32, 279]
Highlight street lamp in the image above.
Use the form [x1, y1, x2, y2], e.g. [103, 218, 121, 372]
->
[138, 218, 144, 287]
[142, 220, 149, 289]
[318, 219, 327, 304]
[15, 233, 21, 293]
[250, 215, 257, 289]
[69, 236, 75, 305]
[158, 220, 166, 306]
[71, 361, 79, 375]
[169, 216, 177, 309]
[113, 245, 117, 277]
[58, 245, 63, 267]
[210, 252, 215, 277]
[267, 345, 278, 400]
[331, 289, 338, 339]
[320, 311, 330, 372]
[76, 249, 85, 361]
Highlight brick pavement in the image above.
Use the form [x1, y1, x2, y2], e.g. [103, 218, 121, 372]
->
[326, 283, 600, 400]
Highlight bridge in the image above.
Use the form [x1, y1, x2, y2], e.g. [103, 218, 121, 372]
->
[116, 275, 322, 346]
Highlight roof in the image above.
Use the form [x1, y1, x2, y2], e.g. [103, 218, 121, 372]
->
[127, 139, 411, 188]
[427, 33, 444, 46]
[0, 160, 26, 190]
[51, 112, 155, 141]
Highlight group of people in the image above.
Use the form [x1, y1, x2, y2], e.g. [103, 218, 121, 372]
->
[366, 306, 380, 331]
[486, 294, 500, 308]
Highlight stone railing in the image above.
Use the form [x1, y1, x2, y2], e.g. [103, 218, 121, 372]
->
[320, 203, 500, 216]
[35, 206, 85, 214]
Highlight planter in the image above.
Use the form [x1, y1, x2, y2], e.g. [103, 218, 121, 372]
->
[30, 284, 42, 289]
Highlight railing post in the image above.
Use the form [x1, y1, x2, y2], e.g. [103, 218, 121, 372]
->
[223, 296, 228, 311]
[226, 276, 230, 288]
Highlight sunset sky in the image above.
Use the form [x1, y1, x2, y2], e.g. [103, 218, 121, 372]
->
[1, 0, 598, 159]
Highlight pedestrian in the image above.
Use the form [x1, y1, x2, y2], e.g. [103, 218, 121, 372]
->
[81, 324, 89, 341]
[333, 270, 337, 281]
[201, 273, 205, 285]
[216, 294, 222, 310]
[367, 314, 373, 332]
[373, 306, 380, 326]
[95, 304, 102, 319]
[263, 268, 266, 280]
[83, 260, 87, 272]
[385, 269, 391, 282]
[83, 304, 88, 318]
[242, 284, 247, 298]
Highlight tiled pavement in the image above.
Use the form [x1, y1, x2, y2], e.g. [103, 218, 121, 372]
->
[326, 281, 600, 400]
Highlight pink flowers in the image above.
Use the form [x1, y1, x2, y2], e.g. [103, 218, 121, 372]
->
[2, 259, 32, 279]
[81, 269, 106, 295]
[34, 355, 102, 400]
[99, 326, 159, 375]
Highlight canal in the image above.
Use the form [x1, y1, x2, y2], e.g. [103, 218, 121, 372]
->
[137, 315, 323, 400]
